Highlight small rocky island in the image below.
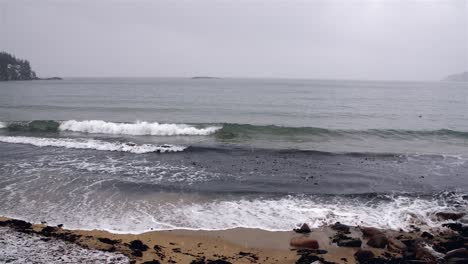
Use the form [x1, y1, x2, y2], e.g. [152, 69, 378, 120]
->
[0, 51, 62, 81]
[443, 72, 468, 82]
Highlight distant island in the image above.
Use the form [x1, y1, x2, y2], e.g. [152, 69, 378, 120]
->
[0, 51, 62, 81]
[191, 76, 220, 80]
[443, 72, 468, 82]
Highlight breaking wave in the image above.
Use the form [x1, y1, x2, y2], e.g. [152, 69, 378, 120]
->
[0, 136, 185, 153]
[0, 120, 221, 136]
[59, 120, 222, 136]
[2, 120, 468, 140]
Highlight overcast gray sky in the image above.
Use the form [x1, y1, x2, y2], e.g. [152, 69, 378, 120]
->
[1, 0, 467, 80]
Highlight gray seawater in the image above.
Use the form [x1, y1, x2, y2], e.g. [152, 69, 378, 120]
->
[0, 78, 467, 233]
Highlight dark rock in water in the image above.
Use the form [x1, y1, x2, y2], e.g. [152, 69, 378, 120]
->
[367, 234, 388, 248]
[337, 239, 362, 247]
[421, 232, 434, 239]
[142, 260, 161, 264]
[414, 246, 437, 262]
[360, 227, 384, 238]
[443, 223, 463, 232]
[294, 223, 311, 233]
[445, 248, 468, 259]
[437, 212, 466, 221]
[98, 237, 120, 245]
[129, 240, 149, 251]
[446, 258, 468, 264]
[57, 224, 63, 228]
[400, 239, 416, 248]
[388, 238, 407, 253]
[331, 222, 350, 233]
[290, 237, 319, 249]
[354, 249, 375, 262]
[437, 235, 467, 252]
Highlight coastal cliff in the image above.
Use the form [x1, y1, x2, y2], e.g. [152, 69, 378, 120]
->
[0, 52, 37, 81]
[0, 51, 62, 81]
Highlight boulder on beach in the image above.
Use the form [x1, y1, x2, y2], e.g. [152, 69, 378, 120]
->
[367, 234, 388, 248]
[388, 238, 407, 253]
[360, 226, 384, 237]
[354, 249, 375, 262]
[290, 237, 319, 249]
[294, 223, 311, 234]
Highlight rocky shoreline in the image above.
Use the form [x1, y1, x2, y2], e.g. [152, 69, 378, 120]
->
[1, 214, 467, 264]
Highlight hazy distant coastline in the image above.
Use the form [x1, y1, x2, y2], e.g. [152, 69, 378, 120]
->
[191, 76, 220, 79]
[443, 72, 468, 82]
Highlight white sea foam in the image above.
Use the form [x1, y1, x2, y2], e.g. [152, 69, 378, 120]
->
[59, 120, 221, 136]
[0, 136, 185, 153]
[0, 227, 129, 263]
[0, 122, 6, 129]
[6, 193, 463, 234]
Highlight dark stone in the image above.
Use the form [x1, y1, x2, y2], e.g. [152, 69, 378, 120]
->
[421, 232, 434, 239]
[142, 261, 161, 264]
[207, 260, 232, 264]
[294, 223, 311, 234]
[98, 237, 120, 245]
[360, 227, 384, 238]
[367, 234, 388, 248]
[131, 250, 143, 257]
[445, 248, 468, 259]
[443, 223, 463, 232]
[290, 237, 319, 249]
[436, 212, 466, 221]
[129, 240, 149, 251]
[6, 219, 32, 231]
[238, 252, 258, 260]
[388, 238, 407, 253]
[295, 254, 320, 264]
[332, 232, 353, 243]
[331, 222, 350, 233]
[57, 224, 63, 228]
[337, 239, 362, 247]
[446, 258, 468, 264]
[414, 246, 437, 262]
[354, 249, 375, 262]
[41, 226, 57, 236]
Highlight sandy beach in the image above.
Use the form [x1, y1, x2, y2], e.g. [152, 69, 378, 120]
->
[2, 215, 467, 264]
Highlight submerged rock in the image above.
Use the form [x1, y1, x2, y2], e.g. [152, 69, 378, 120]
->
[437, 212, 466, 221]
[445, 248, 468, 259]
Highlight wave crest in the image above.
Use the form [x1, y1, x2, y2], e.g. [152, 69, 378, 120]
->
[0, 136, 185, 153]
[59, 120, 221, 136]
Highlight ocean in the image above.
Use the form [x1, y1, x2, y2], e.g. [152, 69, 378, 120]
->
[0, 77, 467, 233]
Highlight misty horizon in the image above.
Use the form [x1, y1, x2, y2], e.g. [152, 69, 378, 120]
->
[1, 0, 467, 81]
